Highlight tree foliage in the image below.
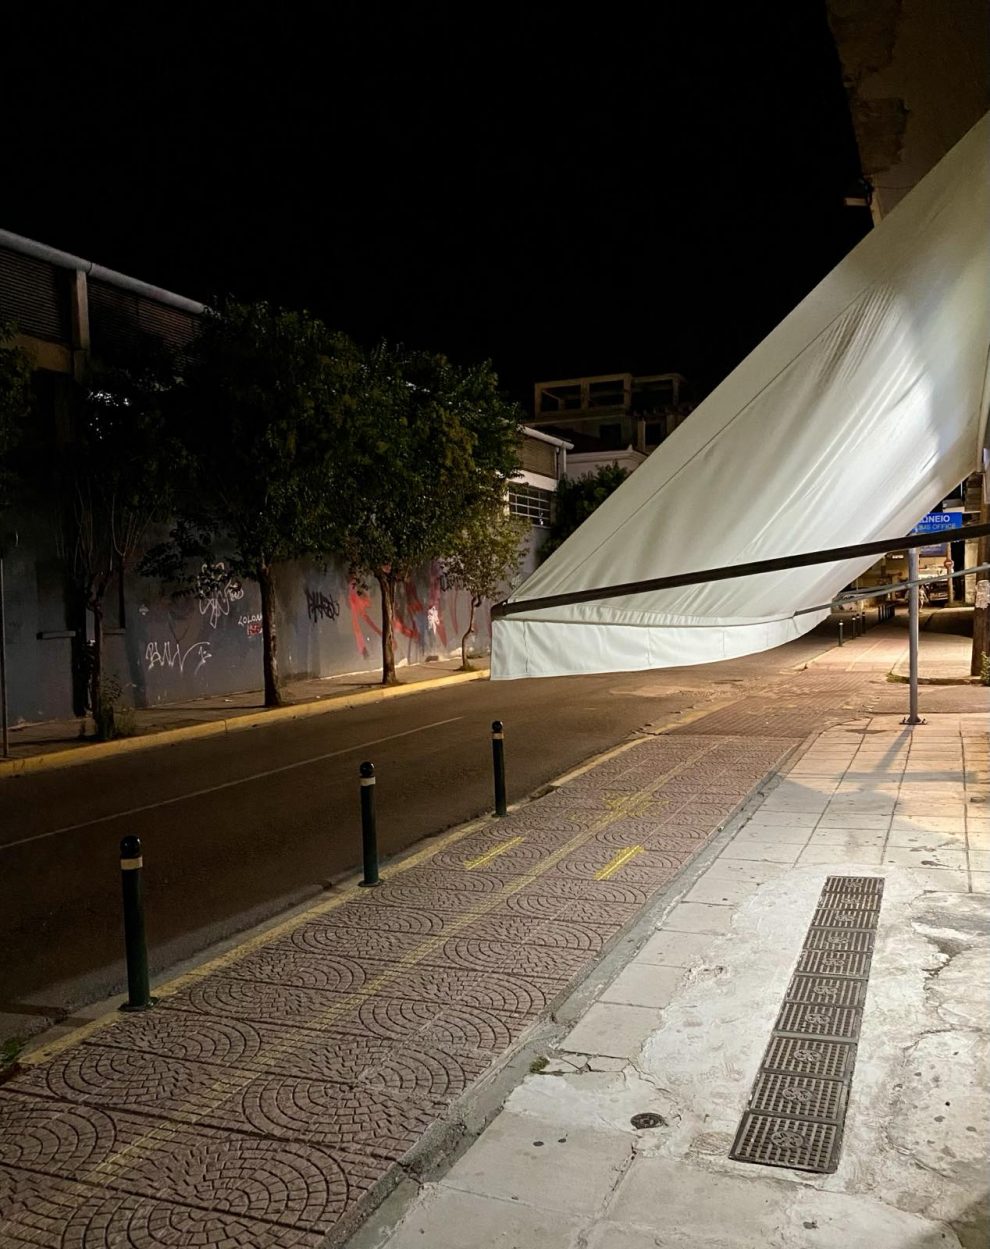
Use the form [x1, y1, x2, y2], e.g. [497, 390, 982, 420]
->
[50, 334, 181, 730]
[143, 299, 362, 705]
[341, 345, 522, 683]
[539, 463, 630, 562]
[442, 503, 528, 669]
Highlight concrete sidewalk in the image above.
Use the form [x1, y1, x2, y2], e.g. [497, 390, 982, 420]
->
[368, 711, 989, 1249]
[814, 610, 979, 684]
[0, 627, 984, 1247]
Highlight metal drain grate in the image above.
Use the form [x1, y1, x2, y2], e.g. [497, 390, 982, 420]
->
[749, 1072, 848, 1122]
[803, 928, 875, 953]
[730, 875, 883, 1174]
[762, 1036, 856, 1081]
[784, 976, 866, 1008]
[732, 1113, 840, 1171]
[796, 949, 871, 978]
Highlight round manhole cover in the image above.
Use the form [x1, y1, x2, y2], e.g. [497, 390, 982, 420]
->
[630, 1112, 667, 1130]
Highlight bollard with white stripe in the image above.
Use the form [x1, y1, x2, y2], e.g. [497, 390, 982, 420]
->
[119, 835, 154, 1011]
[358, 761, 381, 887]
[491, 721, 507, 818]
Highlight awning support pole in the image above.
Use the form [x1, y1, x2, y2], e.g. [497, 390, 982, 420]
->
[902, 548, 925, 726]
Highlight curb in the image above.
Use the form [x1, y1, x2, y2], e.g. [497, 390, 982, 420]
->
[0, 668, 490, 779]
[886, 670, 982, 686]
[16, 690, 740, 1066]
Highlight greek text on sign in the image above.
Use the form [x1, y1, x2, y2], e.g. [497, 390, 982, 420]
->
[911, 512, 960, 535]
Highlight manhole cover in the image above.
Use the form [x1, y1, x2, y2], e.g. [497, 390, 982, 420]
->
[630, 1112, 667, 1130]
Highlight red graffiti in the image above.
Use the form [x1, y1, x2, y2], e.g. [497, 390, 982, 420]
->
[348, 582, 380, 660]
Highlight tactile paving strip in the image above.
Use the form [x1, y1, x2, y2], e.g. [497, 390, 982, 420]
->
[730, 875, 883, 1174]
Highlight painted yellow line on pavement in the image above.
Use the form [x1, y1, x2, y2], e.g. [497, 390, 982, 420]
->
[595, 845, 645, 880]
[22, 814, 489, 1068]
[463, 835, 524, 870]
[76, 739, 726, 1185]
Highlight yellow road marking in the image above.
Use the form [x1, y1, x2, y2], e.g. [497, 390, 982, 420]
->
[463, 835, 524, 870]
[595, 845, 645, 880]
[58, 738, 724, 1186]
[22, 815, 489, 1068]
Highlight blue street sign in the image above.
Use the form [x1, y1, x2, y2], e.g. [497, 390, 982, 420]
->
[911, 512, 960, 535]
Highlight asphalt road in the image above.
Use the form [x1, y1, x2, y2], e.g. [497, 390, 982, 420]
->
[0, 633, 835, 1038]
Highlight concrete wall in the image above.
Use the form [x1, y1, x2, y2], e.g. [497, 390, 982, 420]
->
[5, 522, 490, 725]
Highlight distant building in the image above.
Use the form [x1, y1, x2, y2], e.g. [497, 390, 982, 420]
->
[530, 372, 691, 475]
[827, 1, 988, 605]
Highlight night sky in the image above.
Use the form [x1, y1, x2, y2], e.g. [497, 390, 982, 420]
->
[3, 5, 871, 405]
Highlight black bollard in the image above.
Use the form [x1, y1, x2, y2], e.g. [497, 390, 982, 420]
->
[491, 721, 507, 817]
[358, 761, 381, 887]
[119, 836, 153, 1011]
[838, 619, 844, 646]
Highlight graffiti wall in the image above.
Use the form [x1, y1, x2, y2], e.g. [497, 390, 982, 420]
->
[2, 514, 494, 725]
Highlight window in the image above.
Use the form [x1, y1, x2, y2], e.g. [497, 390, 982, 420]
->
[508, 483, 553, 526]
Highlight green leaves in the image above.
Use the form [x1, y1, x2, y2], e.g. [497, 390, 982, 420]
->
[340, 343, 523, 586]
[540, 463, 630, 561]
[164, 298, 362, 576]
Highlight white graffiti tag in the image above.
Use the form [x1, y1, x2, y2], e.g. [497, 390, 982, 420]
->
[145, 640, 212, 675]
[195, 562, 245, 629]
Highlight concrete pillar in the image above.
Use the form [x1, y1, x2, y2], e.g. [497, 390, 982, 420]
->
[69, 269, 90, 383]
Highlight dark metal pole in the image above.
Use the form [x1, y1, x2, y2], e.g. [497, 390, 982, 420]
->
[119, 836, 153, 1011]
[903, 549, 924, 726]
[492, 721, 507, 817]
[492, 521, 990, 618]
[358, 761, 381, 887]
[837, 620, 844, 646]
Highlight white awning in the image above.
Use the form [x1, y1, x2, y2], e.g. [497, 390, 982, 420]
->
[492, 113, 990, 680]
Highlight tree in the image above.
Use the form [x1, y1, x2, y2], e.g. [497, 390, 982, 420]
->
[443, 503, 528, 669]
[144, 300, 361, 706]
[539, 463, 630, 562]
[48, 335, 180, 733]
[341, 345, 522, 684]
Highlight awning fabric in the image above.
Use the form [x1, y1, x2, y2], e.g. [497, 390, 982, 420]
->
[491, 112, 990, 680]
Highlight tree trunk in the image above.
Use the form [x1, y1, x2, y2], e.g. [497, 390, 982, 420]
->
[376, 571, 399, 685]
[461, 597, 478, 671]
[89, 596, 104, 732]
[971, 497, 989, 676]
[258, 562, 284, 707]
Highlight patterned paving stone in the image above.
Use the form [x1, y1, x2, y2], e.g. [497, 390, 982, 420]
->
[314, 902, 448, 935]
[504, 874, 652, 906]
[420, 1004, 531, 1055]
[224, 946, 379, 992]
[362, 1046, 494, 1102]
[286, 922, 424, 963]
[160, 978, 359, 1033]
[526, 792, 608, 815]
[87, 1011, 268, 1070]
[373, 966, 555, 1015]
[12, 1046, 251, 1125]
[346, 997, 443, 1043]
[421, 937, 590, 979]
[0, 1093, 117, 1174]
[0, 721, 817, 1245]
[0, 1166, 327, 1248]
[230, 1076, 437, 1157]
[428, 839, 548, 874]
[0, 1093, 377, 1233]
